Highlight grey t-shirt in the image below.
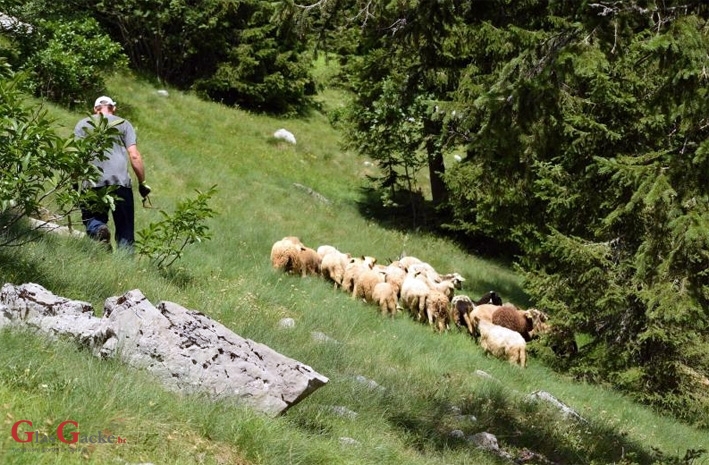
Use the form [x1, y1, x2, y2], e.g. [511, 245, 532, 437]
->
[74, 113, 137, 188]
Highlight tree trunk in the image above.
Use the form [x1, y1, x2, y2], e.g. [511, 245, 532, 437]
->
[428, 151, 447, 206]
[424, 119, 447, 206]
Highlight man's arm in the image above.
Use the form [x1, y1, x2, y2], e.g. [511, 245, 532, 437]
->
[127, 144, 146, 185]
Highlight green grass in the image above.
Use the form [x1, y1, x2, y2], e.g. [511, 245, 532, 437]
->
[1, 71, 707, 464]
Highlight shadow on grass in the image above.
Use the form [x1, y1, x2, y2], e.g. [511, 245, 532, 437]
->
[0, 246, 50, 286]
[355, 186, 529, 305]
[0, 221, 55, 287]
[384, 384, 698, 465]
[355, 186, 520, 263]
[157, 265, 196, 288]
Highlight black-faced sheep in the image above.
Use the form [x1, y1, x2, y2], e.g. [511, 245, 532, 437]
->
[491, 305, 550, 342]
[450, 295, 475, 335]
[475, 317, 527, 367]
[475, 290, 503, 306]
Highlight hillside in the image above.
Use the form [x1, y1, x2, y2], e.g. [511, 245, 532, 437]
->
[0, 72, 707, 464]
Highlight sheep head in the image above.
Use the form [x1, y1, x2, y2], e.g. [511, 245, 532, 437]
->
[440, 272, 465, 289]
[524, 308, 550, 337]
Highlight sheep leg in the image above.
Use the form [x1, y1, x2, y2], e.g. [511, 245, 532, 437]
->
[463, 311, 474, 336]
[351, 283, 359, 299]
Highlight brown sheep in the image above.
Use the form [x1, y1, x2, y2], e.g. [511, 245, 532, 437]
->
[341, 256, 377, 293]
[422, 290, 451, 332]
[491, 305, 549, 342]
[372, 281, 399, 317]
[293, 246, 321, 277]
[467, 303, 507, 340]
[352, 268, 386, 302]
[270, 236, 304, 273]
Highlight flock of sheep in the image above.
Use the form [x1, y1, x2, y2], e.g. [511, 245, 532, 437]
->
[270, 236, 551, 368]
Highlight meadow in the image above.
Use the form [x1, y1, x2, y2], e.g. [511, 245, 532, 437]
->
[0, 69, 707, 464]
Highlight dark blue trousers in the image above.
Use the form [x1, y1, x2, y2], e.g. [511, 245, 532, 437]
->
[81, 185, 135, 249]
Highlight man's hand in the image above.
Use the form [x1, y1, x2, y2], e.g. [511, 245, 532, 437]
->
[139, 182, 152, 199]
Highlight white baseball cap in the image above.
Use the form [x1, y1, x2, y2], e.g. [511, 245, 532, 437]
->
[94, 96, 117, 107]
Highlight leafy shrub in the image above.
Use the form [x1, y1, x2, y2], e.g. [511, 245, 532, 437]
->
[135, 186, 218, 269]
[0, 60, 117, 246]
[22, 17, 127, 107]
[194, 46, 314, 115]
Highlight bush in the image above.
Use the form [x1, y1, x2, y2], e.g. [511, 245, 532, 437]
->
[22, 17, 127, 107]
[135, 186, 218, 269]
[0, 60, 117, 246]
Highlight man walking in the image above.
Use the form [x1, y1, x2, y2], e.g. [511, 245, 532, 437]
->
[74, 96, 151, 250]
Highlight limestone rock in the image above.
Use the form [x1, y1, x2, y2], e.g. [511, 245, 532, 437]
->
[0, 282, 102, 345]
[528, 390, 586, 423]
[98, 291, 329, 415]
[0, 283, 328, 416]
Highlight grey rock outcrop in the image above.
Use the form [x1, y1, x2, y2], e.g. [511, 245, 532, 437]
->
[528, 390, 586, 423]
[0, 283, 328, 416]
[0, 282, 100, 341]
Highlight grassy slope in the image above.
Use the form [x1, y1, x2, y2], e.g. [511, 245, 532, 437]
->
[0, 72, 707, 464]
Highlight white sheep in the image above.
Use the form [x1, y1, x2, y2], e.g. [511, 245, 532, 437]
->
[475, 317, 527, 367]
[469, 303, 498, 322]
[415, 269, 464, 300]
[400, 269, 432, 321]
[468, 303, 503, 340]
[398, 255, 423, 270]
[406, 261, 440, 280]
[274, 128, 296, 144]
[439, 272, 466, 291]
[316, 245, 341, 260]
[320, 249, 352, 288]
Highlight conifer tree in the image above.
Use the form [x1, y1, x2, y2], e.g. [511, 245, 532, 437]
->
[442, 1, 709, 423]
